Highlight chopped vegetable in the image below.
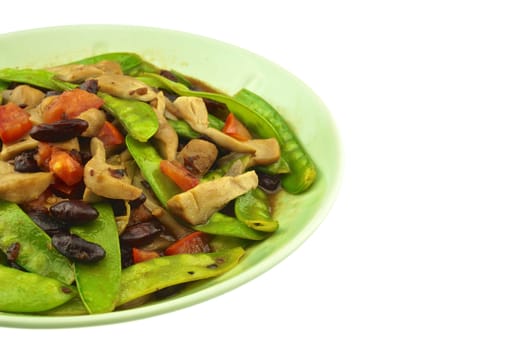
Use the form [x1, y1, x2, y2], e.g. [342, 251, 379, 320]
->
[0, 103, 32, 143]
[49, 149, 84, 186]
[164, 231, 210, 255]
[160, 159, 200, 191]
[43, 88, 104, 123]
[222, 113, 252, 141]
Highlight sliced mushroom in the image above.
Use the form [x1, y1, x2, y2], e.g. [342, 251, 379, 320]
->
[171, 97, 280, 164]
[151, 92, 178, 161]
[0, 137, 39, 161]
[77, 108, 106, 137]
[95, 74, 157, 102]
[3, 85, 46, 108]
[167, 170, 258, 225]
[46, 64, 105, 83]
[176, 139, 218, 177]
[84, 137, 142, 200]
[0, 161, 53, 203]
[93, 60, 123, 75]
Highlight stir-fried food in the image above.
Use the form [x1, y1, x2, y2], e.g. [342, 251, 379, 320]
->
[0, 53, 316, 315]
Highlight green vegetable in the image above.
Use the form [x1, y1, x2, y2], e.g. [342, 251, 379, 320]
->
[71, 203, 121, 314]
[99, 92, 159, 142]
[71, 52, 158, 76]
[41, 296, 87, 316]
[0, 265, 77, 313]
[0, 200, 74, 285]
[194, 213, 267, 240]
[125, 135, 180, 205]
[256, 157, 290, 175]
[168, 113, 224, 140]
[234, 88, 316, 193]
[235, 188, 278, 232]
[0, 80, 8, 104]
[117, 247, 245, 306]
[0, 68, 76, 91]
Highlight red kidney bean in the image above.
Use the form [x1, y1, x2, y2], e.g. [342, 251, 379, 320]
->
[27, 210, 69, 236]
[256, 172, 281, 193]
[120, 221, 164, 247]
[49, 200, 99, 224]
[14, 150, 40, 173]
[29, 119, 89, 142]
[52, 233, 105, 263]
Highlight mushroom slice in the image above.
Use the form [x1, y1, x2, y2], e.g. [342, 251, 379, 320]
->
[0, 137, 39, 161]
[176, 139, 218, 177]
[245, 138, 281, 166]
[77, 108, 106, 137]
[84, 138, 142, 200]
[46, 64, 105, 83]
[167, 170, 258, 225]
[95, 74, 157, 102]
[4, 85, 45, 108]
[151, 92, 178, 161]
[0, 161, 53, 203]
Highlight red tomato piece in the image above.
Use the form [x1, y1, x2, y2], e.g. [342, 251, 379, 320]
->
[0, 102, 33, 143]
[48, 149, 84, 186]
[221, 113, 252, 141]
[160, 159, 200, 191]
[43, 89, 104, 123]
[164, 231, 210, 256]
[132, 248, 160, 263]
[97, 121, 124, 147]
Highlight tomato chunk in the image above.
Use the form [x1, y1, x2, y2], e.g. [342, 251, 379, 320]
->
[132, 248, 160, 263]
[160, 160, 200, 191]
[48, 149, 84, 186]
[222, 113, 252, 141]
[97, 121, 124, 147]
[43, 89, 104, 123]
[164, 232, 210, 255]
[0, 102, 33, 143]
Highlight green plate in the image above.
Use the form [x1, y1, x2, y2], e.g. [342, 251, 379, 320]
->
[0, 25, 342, 328]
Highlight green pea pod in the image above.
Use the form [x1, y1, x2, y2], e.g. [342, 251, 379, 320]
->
[117, 247, 245, 306]
[194, 212, 267, 240]
[209, 236, 251, 252]
[70, 203, 121, 314]
[234, 88, 317, 193]
[125, 135, 181, 205]
[235, 188, 278, 233]
[168, 113, 224, 140]
[70, 52, 158, 76]
[41, 296, 87, 316]
[0, 265, 77, 313]
[0, 80, 9, 104]
[256, 157, 290, 175]
[0, 200, 74, 285]
[0, 68, 76, 91]
[99, 92, 159, 142]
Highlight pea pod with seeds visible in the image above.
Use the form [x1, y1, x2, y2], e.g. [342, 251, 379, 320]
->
[71, 203, 121, 314]
[168, 113, 224, 140]
[117, 247, 244, 306]
[0, 68, 76, 91]
[0, 264, 77, 313]
[99, 92, 159, 142]
[0, 200, 74, 285]
[235, 188, 278, 233]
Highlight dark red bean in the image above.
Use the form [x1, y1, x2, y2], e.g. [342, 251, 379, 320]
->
[79, 79, 99, 94]
[257, 172, 281, 193]
[27, 210, 69, 236]
[29, 119, 89, 142]
[129, 193, 146, 209]
[120, 221, 164, 247]
[52, 233, 105, 263]
[14, 150, 40, 173]
[50, 200, 99, 224]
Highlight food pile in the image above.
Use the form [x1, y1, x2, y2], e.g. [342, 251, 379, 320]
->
[0, 53, 316, 315]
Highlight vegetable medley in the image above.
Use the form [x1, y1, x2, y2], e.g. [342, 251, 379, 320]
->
[0, 53, 316, 315]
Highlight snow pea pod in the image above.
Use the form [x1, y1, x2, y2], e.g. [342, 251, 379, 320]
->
[235, 188, 278, 232]
[117, 247, 245, 306]
[0, 80, 8, 104]
[125, 135, 180, 205]
[99, 92, 159, 142]
[0, 200, 74, 285]
[71, 203, 121, 314]
[0, 68, 76, 91]
[234, 88, 317, 193]
[194, 212, 267, 240]
[168, 113, 224, 139]
[0, 264, 76, 313]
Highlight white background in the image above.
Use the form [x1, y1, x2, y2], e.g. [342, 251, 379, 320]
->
[2, 1, 527, 349]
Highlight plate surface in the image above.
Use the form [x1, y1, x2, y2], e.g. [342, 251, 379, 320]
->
[0, 25, 341, 328]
